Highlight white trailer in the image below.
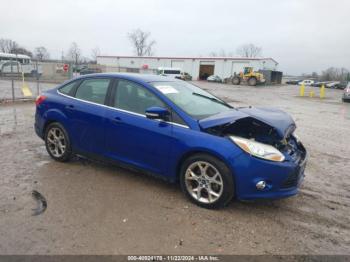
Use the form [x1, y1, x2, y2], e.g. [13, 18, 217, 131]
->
[0, 52, 42, 76]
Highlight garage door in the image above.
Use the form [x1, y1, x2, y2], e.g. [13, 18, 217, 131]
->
[199, 65, 214, 80]
[232, 62, 249, 74]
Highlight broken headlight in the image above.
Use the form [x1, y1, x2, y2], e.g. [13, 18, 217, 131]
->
[229, 135, 285, 162]
[293, 132, 300, 143]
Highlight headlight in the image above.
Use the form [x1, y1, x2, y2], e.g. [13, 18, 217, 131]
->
[229, 136, 285, 162]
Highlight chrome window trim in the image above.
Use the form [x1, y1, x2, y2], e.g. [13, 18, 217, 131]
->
[56, 90, 189, 129]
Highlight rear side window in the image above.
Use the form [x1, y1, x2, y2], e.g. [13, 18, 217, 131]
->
[59, 81, 77, 96]
[75, 78, 110, 105]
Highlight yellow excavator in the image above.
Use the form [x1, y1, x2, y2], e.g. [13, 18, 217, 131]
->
[231, 67, 266, 86]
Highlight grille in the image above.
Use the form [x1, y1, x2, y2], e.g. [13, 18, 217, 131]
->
[282, 171, 300, 188]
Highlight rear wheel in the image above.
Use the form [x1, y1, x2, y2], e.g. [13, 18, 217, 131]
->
[45, 122, 72, 162]
[232, 76, 241, 85]
[248, 77, 257, 86]
[180, 154, 234, 209]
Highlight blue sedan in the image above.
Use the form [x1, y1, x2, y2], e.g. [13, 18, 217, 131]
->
[35, 73, 307, 208]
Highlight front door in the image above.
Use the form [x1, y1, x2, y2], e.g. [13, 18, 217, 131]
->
[104, 79, 173, 175]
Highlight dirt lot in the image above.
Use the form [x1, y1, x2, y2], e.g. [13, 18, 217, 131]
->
[0, 82, 349, 255]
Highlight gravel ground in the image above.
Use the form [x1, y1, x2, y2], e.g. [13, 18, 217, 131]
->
[0, 82, 349, 255]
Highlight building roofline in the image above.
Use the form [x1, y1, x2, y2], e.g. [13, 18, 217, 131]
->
[97, 55, 278, 64]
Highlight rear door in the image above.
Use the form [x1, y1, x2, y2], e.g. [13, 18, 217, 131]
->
[104, 79, 173, 175]
[63, 77, 113, 154]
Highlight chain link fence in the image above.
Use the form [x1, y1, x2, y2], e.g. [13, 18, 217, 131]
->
[0, 60, 72, 102]
[0, 60, 161, 102]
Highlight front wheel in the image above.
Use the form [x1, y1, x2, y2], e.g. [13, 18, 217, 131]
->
[248, 77, 257, 86]
[180, 154, 234, 209]
[45, 122, 72, 162]
[232, 76, 241, 85]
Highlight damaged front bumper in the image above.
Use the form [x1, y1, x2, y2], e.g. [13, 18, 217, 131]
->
[228, 140, 308, 200]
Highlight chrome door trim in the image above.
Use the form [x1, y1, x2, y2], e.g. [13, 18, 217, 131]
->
[57, 90, 189, 129]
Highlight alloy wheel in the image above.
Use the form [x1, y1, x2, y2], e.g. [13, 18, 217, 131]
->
[185, 161, 224, 204]
[47, 127, 66, 158]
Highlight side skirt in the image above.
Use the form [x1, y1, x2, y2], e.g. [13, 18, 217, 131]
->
[72, 148, 176, 183]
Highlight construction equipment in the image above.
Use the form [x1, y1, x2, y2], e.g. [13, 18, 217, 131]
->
[231, 67, 266, 86]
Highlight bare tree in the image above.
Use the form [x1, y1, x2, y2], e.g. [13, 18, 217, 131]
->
[34, 46, 50, 61]
[91, 47, 101, 63]
[237, 43, 262, 58]
[128, 29, 156, 56]
[0, 38, 19, 53]
[67, 42, 81, 65]
[11, 47, 33, 57]
[321, 67, 349, 81]
[0, 38, 33, 57]
[311, 72, 319, 80]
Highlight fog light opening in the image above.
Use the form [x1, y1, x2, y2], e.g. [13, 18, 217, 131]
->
[256, 181, 266, 190]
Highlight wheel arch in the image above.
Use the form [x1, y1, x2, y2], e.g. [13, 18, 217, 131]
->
[42, 109, 70, 138]
[43, 119, 57, 137]
[175, 149, 236, 184]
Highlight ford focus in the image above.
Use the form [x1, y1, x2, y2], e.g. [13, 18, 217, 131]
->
[35, 73, 307, 208]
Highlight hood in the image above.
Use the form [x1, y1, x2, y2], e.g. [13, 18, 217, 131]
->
[199, 107, 296, 139]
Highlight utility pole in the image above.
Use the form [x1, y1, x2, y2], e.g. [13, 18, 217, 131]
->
[36, 59, 40, 95]
[10, 58, 14, 102]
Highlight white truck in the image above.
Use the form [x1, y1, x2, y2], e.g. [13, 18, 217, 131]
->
[157, 67, 182, 79]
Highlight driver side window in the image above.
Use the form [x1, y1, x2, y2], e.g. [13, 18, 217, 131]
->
[114, 79, 164, 115]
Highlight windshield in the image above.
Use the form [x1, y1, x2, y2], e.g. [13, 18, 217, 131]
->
[151, 81, 232, 119]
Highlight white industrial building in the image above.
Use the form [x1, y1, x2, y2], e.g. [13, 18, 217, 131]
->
[97, 55, 279, 81]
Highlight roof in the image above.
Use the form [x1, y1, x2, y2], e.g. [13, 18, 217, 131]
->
[73, 72, 176, 83]
[0, 52, 31, 59]
[97, 55, 278, 64]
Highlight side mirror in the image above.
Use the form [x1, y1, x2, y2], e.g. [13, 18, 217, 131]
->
[145, 106, 170, 121]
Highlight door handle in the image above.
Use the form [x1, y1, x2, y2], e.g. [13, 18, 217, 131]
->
[111, 116, 123, 124]
[65, 105, 75, 111]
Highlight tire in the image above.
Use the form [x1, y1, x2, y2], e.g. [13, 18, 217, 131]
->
[180, 153, 234, 209]
[44, 122, 72, 162]
[248, 77, 257, 86]
[232, 77, 240, 85]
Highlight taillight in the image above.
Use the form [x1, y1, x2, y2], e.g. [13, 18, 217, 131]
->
[35, 95, 47, 106]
